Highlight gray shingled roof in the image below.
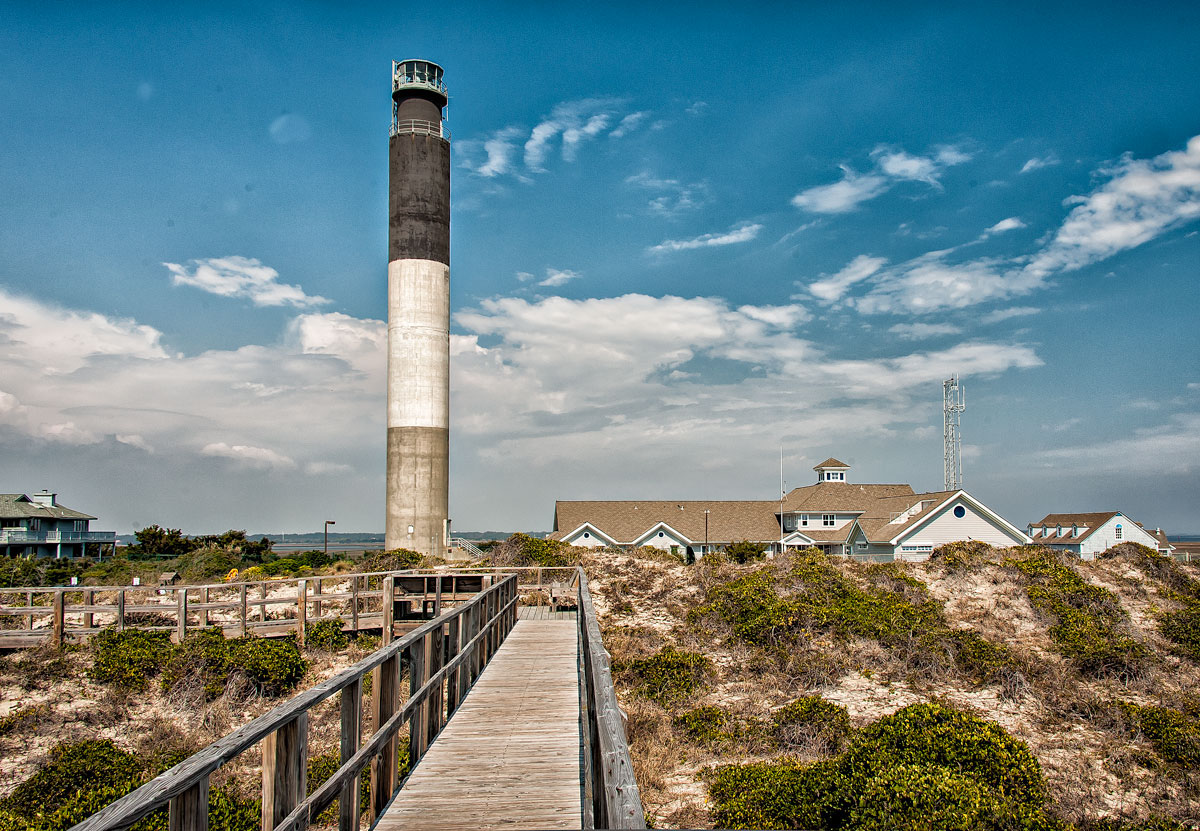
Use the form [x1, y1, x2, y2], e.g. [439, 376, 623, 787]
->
[781, 482, 915, 513]
[0, 494, 96, 521]
[554, 500, 782, 545]
[1028, 512, 1121, 544]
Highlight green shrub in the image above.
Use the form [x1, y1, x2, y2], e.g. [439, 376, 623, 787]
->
[1160, 604, 1200, 659]
[725, 540, 768, 564]
[675, 705, 734, 745]
[510, 533, 573, 567]
[229, 636, 307, 694]
[691, 569, 797, 643]
[948, 628, 1018, 683]
[0, 703, 48, 737]
[89, 628, 173, 690]
[1007, 548, 1146, 679]
[1119, 702, 1200, 768]
[161, 628, 234, 699]
[930, 540, 994, 571]
[3, 739, 144, 818]
[773, 696, 852, 751]
[307, 618, 349, 651]
[708, 702, 1051, 831]
[627, 646, 709, 705]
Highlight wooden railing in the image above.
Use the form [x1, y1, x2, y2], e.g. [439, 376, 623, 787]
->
[576, 566, 644, 829]
[0, 568, 574, 649]
[71, 573, 518, 831]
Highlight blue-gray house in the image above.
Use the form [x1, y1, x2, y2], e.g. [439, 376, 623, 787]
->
[0, 491, 117, 559]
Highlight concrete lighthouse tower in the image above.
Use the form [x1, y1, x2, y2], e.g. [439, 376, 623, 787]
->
[386, 59, 451, 556]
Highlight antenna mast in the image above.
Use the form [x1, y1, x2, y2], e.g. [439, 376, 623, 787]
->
[943, 375, 965, 491]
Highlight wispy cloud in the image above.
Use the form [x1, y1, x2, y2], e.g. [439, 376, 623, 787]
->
[609, 111, 648, 139]
[982, 306, 1040, 323]
[888, 322, 963, 340]
[805, 255, 887, 303]
[472, 126, 524, 177]
[648, 222, 762, 254]
[539, 268, 581, 288]
[805, 135, 1200, 315]
[625, 171, 709, 216]
[792, 144, 971, 214]
[1020, 154, 1060, 174]
[525, 98, 621, 171]
[164, 256, 330, 308]
[981, 217, 1027, 237]
[268, 113, 311, 144]
[202, 442, 296, 470]
[791, 166, 888, 214]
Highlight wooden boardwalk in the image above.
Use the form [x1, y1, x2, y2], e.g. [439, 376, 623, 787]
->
[377, 616, 582, 831]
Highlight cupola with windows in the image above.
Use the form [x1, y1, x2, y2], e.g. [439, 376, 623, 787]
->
[814, 457, 850, 483]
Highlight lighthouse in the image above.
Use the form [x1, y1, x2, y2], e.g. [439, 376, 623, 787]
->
[386, 59, 450, 556]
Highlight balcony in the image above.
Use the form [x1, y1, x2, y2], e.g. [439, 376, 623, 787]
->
[390, 118, 449, 140]
[0, 530, 117, 545]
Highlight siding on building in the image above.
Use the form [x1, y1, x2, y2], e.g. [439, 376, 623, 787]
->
[901, 498, 1024, 550]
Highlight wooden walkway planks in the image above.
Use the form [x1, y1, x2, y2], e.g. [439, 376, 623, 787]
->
[377, 619, 582, 831]
[516, 605, 578, 621]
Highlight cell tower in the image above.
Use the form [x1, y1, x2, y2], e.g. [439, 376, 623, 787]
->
[943, 375, 965, 491]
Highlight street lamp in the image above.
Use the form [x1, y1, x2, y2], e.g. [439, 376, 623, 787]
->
[324, 520, 336, 556]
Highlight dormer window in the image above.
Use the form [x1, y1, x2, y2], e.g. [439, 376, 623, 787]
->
[824, 471, 844, 481]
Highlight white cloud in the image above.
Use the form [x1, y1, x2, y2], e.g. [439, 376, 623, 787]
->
[806, 255, 887, 303]
[736, 304, 811, 329]
[269, 113, 311, 144]
[791, 166, 888, 214]
[164, 256, 331, 308]
[515, 271, 535, 283]
[648, 223, 762, 254]
[1025, 135, 1200, 278]
[982, 217, 1027, 236]
[305, 461, 354, 475]
[888, 322, 963, 340]
[473, 126, 524, 177]
[609, 111, 648, 139]
[815, 135, 1200, 315]
[539, 268, 581, 288]
[116, 434, 154, 452]
[625, 171, 709, 216]
[686, 101, 708, 116]
[524, 98, 621, 171]
[1020, 155, 1059, 174]
[202, 442, 296, 470]
[1036, 414, 1200, 475]
[793, 145, 970, 214]
[982, 306, 1040, 323]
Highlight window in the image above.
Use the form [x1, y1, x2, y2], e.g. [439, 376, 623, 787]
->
[823, 514, 835, 527]
[74, 520, 86, 532]
[953, 505, 966, 518]
[901, 544, 933, 553]
[856, 541, 867, 549]
[1115, 524, 1122, 540]
[582, 532, 590, 539]
[658, 532, 665, 538]
[28, 519, 40, 531]
[824, 471, 844, 481]
[800, 514, 809, 527]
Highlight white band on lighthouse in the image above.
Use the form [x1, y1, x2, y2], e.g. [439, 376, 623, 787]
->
[387, 257, 450, 430]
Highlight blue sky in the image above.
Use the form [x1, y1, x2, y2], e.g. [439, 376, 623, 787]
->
[1, 1, 1198, 535]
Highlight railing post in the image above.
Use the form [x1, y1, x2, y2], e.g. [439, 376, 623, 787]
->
[339, 676, 362, 831]
[427, 624, 444, 745]
[169, 774, 210, 831]
[370, 653, 399, 823]
[381, 576, 395, 644]
[261, 583, 268, 621]
[240, 584, 248, 637]
[261, 713, 307, 831]
[433, 577, 442, 617]
[52, 590, 64, 647]
[25, 590, 33, 630]
[350, 576, 359, 632]
[177, 588, 188, 643]
[313, 577, 323, 618]
[408, 635, 428, 763]
[201, 587, 210, 628]
[296, 579, 307, 648]
[446, 613, 461, 714]
[82, 588, 94, 631]
[116, 589, 125, 631]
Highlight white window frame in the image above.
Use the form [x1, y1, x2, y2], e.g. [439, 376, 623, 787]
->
[823, 514, 835, 527]
[800, 514, 809, 527]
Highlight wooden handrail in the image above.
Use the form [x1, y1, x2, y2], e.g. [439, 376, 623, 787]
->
[576, 566, 645, 829]
[0, 568, 565, 648]
[70, 574, 519, 831]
